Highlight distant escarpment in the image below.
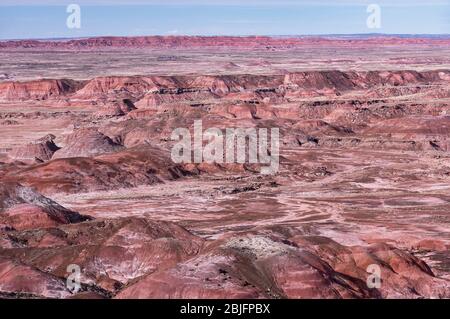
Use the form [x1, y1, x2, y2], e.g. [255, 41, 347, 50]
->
[1, 35, 450, 51]
[0, 70, 449, 103]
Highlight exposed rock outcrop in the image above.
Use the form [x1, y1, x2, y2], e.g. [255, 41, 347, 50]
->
[53, 128, 123, 159]
[1, 219, 448, 299]
[94, 99, 137, 117]
[0, 217, 203, 297]
[115, 229, 450, 299]
[0, 182, 91, 230]
[1, 35, 449, 51]
[8, 134, 59, 163]
[4, 145, 192, 194]
[0, 79, 83, 101]
[1, 70, 448, 103]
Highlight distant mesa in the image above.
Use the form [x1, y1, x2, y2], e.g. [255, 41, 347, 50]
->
[0, 35, 449, 51]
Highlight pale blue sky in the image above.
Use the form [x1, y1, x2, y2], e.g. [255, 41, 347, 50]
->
[0, 0, 449, 39]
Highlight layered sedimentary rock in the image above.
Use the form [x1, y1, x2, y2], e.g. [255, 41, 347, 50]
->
[94, 99, 137, 117]
[1, 70, 448, 104]
[0, 182, 90, 231]
[0, 217, 203, 296]
[0, 39, 450, 299]
[1, 35, 450, 51]
[0, 258, 72, 299]
[0, 79, 83, 101]
[1, 216, 448, 299]
[115, 228, 449, 299]
[3, 145, 192, 194]
[52, 128, 123, 159]
[8, 134, 59, 163]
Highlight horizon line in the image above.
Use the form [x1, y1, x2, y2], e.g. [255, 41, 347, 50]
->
[2, 33, 450, 42]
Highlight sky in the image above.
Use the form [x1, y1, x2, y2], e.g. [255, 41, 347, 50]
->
[0, 0, 449, 40]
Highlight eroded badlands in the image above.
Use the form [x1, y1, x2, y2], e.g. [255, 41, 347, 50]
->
[0, 36, 449, 299]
